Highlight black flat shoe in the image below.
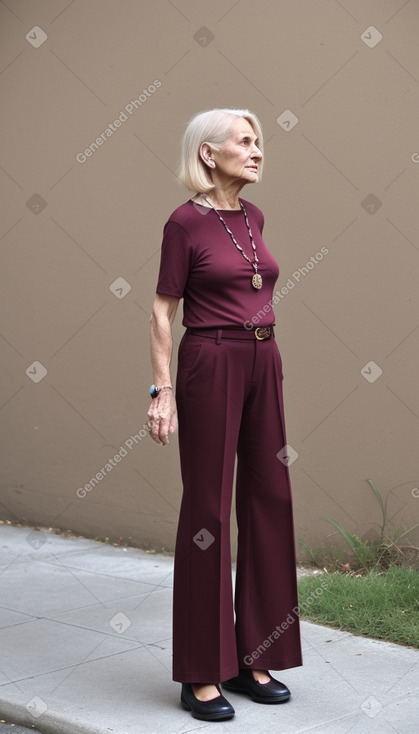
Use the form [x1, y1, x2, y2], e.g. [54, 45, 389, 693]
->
[180, 683, 235, 721]
[222, 669, 291, 704]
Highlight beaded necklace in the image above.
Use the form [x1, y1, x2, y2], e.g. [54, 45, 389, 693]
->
[204, 196, 263, 289]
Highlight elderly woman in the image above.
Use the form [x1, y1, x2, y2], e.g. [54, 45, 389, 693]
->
[147, 108, 302, 722]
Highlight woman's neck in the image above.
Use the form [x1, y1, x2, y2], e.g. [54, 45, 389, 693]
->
[207, 179, 245, 210]
[197, 190, 242, 210]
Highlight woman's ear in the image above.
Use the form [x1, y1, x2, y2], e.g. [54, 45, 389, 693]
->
[199, 143, 215, 168]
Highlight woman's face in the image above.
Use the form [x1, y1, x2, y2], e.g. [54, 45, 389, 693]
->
[208, 118, 263, 185]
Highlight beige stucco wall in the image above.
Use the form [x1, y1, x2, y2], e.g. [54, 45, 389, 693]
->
[1, 0, 418, 558]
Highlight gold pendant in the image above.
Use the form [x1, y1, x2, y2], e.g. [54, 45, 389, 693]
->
[252, 273, 263, 289]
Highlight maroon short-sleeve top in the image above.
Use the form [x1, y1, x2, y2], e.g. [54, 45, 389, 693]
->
[156, 198, 280, 328]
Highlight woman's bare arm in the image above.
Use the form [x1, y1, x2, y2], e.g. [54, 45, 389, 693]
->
[147, 294, 179, 445]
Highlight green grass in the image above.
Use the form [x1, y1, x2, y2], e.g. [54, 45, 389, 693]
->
[297, 566, 419, 649]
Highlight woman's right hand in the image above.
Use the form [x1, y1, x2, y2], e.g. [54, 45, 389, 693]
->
[147, 388, 178, 446]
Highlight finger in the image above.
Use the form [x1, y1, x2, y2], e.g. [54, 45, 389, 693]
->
[147, 415, 163, 443]
[168, 419, 177, 434]
[147, 415, 158, 430]
[159, 416, 171, 445]
[168, 410, 178, 434]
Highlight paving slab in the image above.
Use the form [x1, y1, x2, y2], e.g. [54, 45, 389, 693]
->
[0, 524, 417, 734]
[0, 726, 42, 733]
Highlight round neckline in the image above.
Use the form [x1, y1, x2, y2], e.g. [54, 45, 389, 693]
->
[189, 198, 243, 212]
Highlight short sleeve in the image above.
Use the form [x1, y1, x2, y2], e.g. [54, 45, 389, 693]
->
[253, 205, 264, 233]
[155, 220, 193, 298]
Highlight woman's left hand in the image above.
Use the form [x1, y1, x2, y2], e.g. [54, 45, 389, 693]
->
[147, 389, 178, 446]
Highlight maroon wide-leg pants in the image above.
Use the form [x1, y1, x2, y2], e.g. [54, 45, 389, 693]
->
[173, 328, 303, 683]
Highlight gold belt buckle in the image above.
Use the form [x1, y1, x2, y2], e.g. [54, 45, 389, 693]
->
[255, 326, 271, 341]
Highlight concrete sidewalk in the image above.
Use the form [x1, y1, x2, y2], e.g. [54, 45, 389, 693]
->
[0, 524, 417, 734]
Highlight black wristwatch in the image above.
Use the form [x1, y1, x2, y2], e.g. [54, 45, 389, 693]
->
[149, 384, 172, 399]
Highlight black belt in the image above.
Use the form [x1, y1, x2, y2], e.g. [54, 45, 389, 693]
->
[186, 326, 274, 341]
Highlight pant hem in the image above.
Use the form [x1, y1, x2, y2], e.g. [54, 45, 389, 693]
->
[173, 664, 240, 684]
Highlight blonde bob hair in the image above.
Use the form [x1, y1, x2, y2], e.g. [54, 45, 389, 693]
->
[178, 108, 264, 194]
